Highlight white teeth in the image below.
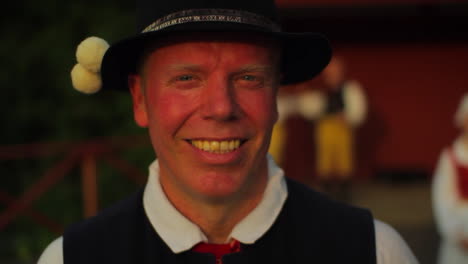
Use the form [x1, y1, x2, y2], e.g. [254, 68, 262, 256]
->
[191, 140, 241, 153]
[220, 141, 228, 152]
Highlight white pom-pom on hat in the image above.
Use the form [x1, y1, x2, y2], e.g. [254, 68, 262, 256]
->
[76, 36, 109, 73]
[71, 36, 109, 94]
[71, 64, 102, 94]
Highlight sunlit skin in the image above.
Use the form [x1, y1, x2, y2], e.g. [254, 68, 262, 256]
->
[322, 56, 345, 90]
[129, 34, 280, 243]
[321, 56, 348, 123]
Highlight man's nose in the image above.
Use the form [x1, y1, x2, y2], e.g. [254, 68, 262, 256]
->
[200, 77, 240, 121]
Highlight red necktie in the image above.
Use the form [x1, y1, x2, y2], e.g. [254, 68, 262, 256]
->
[192, 239, 241, 264]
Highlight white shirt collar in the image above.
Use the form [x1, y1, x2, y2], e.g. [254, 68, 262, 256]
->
[143, 155, 288, 253]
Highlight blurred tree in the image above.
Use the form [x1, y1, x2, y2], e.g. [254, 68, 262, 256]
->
[0, 1, 154, 263]
[1, 0, 138, 143]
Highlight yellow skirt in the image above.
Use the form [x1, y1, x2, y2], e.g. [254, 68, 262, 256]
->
[269, 121, 286, 165]
[315, 114, 354, 179]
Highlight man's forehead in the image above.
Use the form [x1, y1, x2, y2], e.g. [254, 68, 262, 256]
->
[137, 32, 282, 75]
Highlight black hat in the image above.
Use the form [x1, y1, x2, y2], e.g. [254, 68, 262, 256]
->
[100, 0, 331, 91]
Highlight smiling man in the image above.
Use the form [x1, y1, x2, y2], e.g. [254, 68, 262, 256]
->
[130, 35, 280, 243]
[38, 0, 418, 263]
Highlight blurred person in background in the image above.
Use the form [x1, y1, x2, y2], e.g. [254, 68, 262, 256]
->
[433, 93, 468, 264]
[268, 81, 324, 175]
[315, 56, 367, 201]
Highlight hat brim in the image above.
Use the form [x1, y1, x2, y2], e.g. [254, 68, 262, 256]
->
[101, 22, 331, 91]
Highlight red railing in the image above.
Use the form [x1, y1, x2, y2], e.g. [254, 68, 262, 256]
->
[0, 135, 151, 234]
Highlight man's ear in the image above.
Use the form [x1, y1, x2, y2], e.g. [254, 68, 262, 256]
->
[128, 74, 149, 127]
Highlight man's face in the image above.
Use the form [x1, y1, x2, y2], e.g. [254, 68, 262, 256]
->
[130, 34, 280, 204]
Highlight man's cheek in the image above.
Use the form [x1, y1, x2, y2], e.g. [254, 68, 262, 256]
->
[244, 92, 276, 118]
[172, 99, 194, 118]
[153, 94, 194, 127]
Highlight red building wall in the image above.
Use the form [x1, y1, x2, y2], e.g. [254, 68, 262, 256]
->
[272, 1, 468, 181]
[335, 42, 468, 178]
[278, 42, 468, 181]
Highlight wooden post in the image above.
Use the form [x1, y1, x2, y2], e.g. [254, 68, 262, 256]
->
[81, 153, 98, 218]
[0, 152, 78, 231]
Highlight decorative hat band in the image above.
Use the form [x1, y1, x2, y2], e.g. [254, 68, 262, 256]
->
[142, 9, 282, 33]
[71, 9, 282, 94]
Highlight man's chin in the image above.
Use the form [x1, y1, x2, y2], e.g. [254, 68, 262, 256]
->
[192, 170, 266, 205]
[197, 192, 240, 205]
[194, 180, 245, 203]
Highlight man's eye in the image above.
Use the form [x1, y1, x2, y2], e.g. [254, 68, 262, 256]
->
[169, 74, 200, 90]
[177, 75, 194, 81]
[234, 74, 266, 89]
[241, 75, 257, 81]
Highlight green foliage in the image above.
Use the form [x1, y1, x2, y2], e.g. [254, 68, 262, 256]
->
[0, 1, 155, 263]
[1, 0, 138, 143]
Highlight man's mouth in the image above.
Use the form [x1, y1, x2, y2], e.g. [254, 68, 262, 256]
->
[189, 139, 242, 154]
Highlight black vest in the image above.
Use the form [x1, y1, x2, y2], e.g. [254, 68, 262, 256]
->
[64, 179, 376, 264]
[325, 84, 346, 115]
